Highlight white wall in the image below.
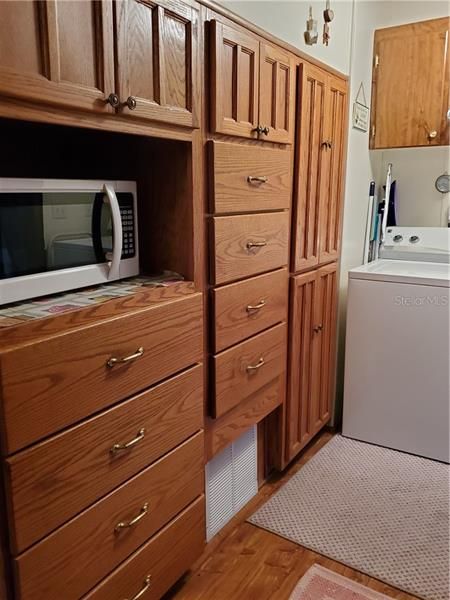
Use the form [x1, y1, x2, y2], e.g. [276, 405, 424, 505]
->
[217, 0, 354, 74]
[374, 147, 450, 227]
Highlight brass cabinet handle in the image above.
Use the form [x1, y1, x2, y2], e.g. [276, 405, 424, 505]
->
[115, 503, 149, 532]
[107, 347, 144, 368]
[247, 176, 268, 184]
[125, 96, 137, 110]
[246, 240, 267, 250]
[313, 324, 323, 333]
[106, 93, 120, 108]
[428, 130, 438, 140]
[124, 575, 152, 600]
[246, 357, 265, 372]
[110, 428, 146, 454]
[261, 126, 270, 135]
[246, 299, 266, 312]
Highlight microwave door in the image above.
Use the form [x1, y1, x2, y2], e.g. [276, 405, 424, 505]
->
[103, 184, 123, 279]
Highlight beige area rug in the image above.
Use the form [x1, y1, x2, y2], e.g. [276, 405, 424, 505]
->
[249, 435, 450, 600]
[289, 564, 393, 600]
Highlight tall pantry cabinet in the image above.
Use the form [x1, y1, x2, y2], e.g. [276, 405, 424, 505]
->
[286, 62, 348, 463]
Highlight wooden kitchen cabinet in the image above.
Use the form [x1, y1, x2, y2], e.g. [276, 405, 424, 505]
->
[210, 20, 260, 138]
[0, 0, 115, 113]
[115, 0, 199, 127]
[0, 0, 199, 128]
[259, 43, 296, 144]
[210, 20, 296, 142]
[370, 17, 450, 149]
[286, 262, 337, 462]
[292, 63, 347, 272]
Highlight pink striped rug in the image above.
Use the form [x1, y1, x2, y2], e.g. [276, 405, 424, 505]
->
[290, 565, 394, 600]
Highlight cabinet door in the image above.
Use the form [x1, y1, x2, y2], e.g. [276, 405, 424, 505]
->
[311, 262, 338, 432]
[371, 17, 450, 148]
[319, 75, 347, 265]
[259, 43, 296, 144]
[292, 63, 328, 273]
[115, 0, 199, 128]
[210, 20, 260, 138]
[0, 0, 115, 112]
[286, 271, 317, 462]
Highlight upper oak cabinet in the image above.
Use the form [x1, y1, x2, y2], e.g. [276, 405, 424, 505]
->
[0, 0, 115, 113]
[370, 17, 450, 149]
[115, 0, 199, 127]
[292, 63, 348, 273]
[210, 20, 296, 143]
[0, 0, 199, 128]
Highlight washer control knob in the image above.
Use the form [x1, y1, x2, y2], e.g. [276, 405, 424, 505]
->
[393, 234, 403, 243]
[409, 235, 420, 244]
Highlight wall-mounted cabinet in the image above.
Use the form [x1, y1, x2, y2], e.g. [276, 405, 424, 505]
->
[370, 17, 450, 149]
[292, 63, 347, 273]
[0, 0, 199, 128]
[210, 20, 296, 143]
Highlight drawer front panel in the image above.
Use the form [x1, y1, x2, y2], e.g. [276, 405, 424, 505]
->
[212, 268, 288, 353]
[83, 496, 205, 600]
[212, 213, 289, 285]
[0, 293, 203, 454]
[213, 323, 287, 418]
[6, 365, 203, 554]
[14, 433, 204, 600]
[210, 142, 291, 213]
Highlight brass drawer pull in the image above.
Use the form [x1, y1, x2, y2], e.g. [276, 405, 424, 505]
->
[125, 575, 152, 600]
[246, 240, 267, 250]
[313, 324, 323, 333]
[115, 503, 149, 532]
[107, 347, 144, 368]
[246, 299, 266, 312]
[246, 357, 265, 372]
[111, 428, 146, 454]
[247, 176, 268, 184]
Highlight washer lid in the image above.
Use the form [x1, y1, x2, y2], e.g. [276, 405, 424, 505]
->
[349, 259, 450, 287]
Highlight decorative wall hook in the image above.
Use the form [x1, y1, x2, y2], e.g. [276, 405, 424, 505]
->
[304, 6, 318, 46]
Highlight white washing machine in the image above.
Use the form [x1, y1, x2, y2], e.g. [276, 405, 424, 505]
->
[342, 227, 450, 463]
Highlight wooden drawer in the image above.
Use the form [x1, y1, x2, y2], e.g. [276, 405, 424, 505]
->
[0, 292, 203, 454]
[5, 365, 203, 554]
[212, 268, 288, 353]
[83, 496, 205, 600]
[14, 433, 203, 600]
[211, 212, 289, 285]
[212, 323, 287, 418]
[210, 141, 291, 213]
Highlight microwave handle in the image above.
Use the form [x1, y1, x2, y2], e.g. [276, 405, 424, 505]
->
[103, 183, 123, 279]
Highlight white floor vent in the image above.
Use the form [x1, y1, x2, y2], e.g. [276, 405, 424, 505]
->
[205, 425, 258, 541]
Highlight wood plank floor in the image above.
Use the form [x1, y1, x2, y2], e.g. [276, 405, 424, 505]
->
[165, 431, 419, 600]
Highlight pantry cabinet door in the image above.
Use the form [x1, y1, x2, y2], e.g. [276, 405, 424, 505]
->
[292, 63, 328, 273]
[258, 43, 296, 144]
[319, 75, 347, 265]
[115, 0, 199, 128]
[210, 20, 260, 138]
[371, 17, 450, 148]
[0, 0, 115, 113]
[311, 262, 338, 433]
[286, 271, 317, 462]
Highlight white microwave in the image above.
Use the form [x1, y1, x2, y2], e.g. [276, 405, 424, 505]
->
[0, 178, 139, 305]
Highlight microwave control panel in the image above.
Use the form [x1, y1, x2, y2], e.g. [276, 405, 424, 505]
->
[118, 193, 136, 258]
